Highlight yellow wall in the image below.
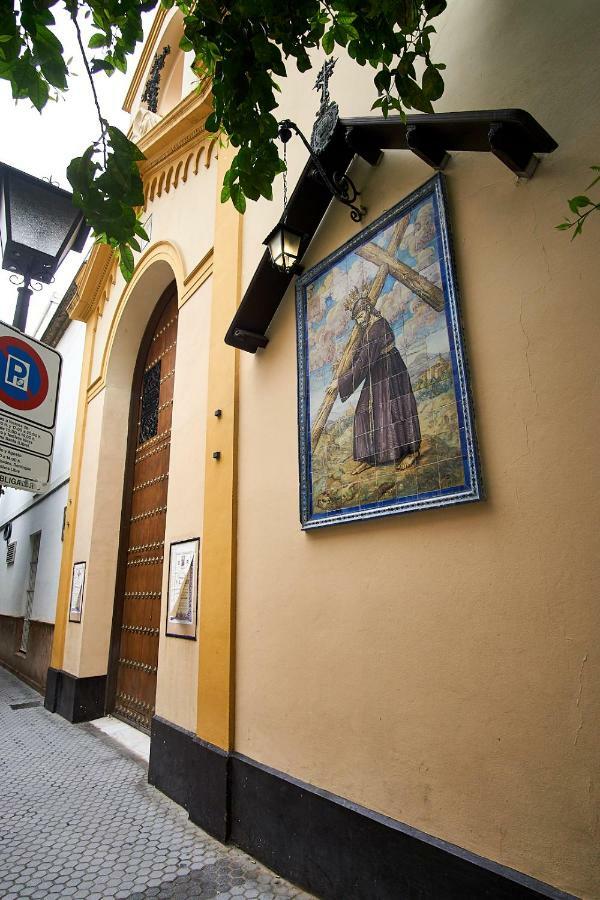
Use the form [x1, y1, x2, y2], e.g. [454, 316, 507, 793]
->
[55, 1, 598, 896]
[155, 276, 212, 731]
[234, 2, 599, 898]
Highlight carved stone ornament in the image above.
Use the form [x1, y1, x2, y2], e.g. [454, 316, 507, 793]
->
[311, 101, 339, 155]
[130, 106, 163, 144]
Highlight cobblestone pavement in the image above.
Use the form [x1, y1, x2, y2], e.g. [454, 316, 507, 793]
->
[0, 667, 313, 900]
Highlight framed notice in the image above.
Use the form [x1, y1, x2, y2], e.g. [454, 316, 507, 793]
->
[166, 538, 199, 639]
[68, 561, 86, 623]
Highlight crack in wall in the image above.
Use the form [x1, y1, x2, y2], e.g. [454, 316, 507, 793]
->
[519, 295, 540, 409]
[574, 653, 588, 747]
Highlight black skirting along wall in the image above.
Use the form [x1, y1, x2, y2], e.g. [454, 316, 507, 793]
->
[44, 667, 107, 723]
[148, 715, 576, 900]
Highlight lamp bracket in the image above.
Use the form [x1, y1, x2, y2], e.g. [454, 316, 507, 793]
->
[278, 119, 366, 222]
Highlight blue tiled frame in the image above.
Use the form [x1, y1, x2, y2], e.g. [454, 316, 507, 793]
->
[296, 173, 483, 529]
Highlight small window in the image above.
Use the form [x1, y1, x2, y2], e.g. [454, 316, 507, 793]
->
[6, 541, 16, 566]
[139, 361, 161, 444]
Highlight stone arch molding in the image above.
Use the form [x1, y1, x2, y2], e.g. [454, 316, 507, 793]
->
[66, 247, 183, 680]
[88, 240, 185, 402]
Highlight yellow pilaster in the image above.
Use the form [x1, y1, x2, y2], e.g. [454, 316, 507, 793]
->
[196, 145, 242, 749]
[50, 309, 98, 670]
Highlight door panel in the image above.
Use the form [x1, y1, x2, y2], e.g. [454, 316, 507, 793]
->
[112, 293, 178, 732]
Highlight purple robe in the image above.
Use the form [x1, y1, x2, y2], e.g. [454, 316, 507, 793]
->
[338, 315, 421, 465]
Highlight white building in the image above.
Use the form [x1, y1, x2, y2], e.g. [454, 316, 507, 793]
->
[0, 283, 84, 690]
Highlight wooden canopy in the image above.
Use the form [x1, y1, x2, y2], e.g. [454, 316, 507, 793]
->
[225, 109, 558, 353]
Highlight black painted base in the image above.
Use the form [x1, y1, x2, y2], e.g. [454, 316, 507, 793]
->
[44, 667, 107, 723]
[148, 716, 574, 900]
[149, 716, 229, 842]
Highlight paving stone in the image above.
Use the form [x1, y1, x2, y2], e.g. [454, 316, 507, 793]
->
[0, 667, 313, 900]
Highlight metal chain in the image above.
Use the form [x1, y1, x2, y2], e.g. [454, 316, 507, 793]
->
[283, 141, 288, 209]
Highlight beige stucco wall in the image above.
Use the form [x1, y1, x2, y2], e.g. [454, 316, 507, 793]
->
[90, 172, 215, 388]
[235, 1, 599, 897]
[59, 0, 219, 721]
[57, 0, 598, 894]
[155, 277, 212, 732]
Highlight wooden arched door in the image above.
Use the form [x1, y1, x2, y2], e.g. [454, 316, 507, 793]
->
[109, 286, 178, 732]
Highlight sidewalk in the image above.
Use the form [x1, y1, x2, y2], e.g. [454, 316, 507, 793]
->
[0, 667, 313, 900]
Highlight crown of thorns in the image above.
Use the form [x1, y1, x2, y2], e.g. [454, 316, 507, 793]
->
[344, 279, 373, 314]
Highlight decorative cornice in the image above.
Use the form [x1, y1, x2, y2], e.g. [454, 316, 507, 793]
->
[137, 82, 217, 206]
[68, 244, 118, 323]
[69, 72, 217, 329]
[122, 6, 169, 114]
[180, 247, 213, 308]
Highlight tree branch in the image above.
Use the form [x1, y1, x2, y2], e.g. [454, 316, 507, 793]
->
[66, 0, 108, 167]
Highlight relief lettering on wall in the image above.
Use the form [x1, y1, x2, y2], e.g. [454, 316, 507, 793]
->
[296, 174, 482, 528]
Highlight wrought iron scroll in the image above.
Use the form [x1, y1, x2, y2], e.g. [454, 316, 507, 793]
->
[139, 361, 161, 444]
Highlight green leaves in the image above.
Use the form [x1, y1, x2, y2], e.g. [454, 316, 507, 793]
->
[0, 0, 450, 277]
[184, 1, 447, 212]
[568, 195, 592, 214]
[28, 71, 49, 110]
[118, 243, 135, 280]
[422, 64, 445, 101]
[557, 166, 600, 239]
[0, 2, 67, 110]
[230, 183, 246, 214]
[67, 127, 146, 279]
[322, 29, 335, 55]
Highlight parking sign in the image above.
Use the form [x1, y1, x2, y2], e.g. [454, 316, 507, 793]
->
[0, 322, 62, 492]
[0, 323, 61, 428]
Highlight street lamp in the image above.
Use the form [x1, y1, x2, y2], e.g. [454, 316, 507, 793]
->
[0, 162, 90, 331]
[263, 220, 305, 274]
[263, 119, 365, 276]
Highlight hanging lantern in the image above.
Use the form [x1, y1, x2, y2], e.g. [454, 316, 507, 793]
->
[263, 220, 304, 274]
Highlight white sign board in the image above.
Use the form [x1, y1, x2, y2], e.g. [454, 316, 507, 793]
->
[0, 412, 53, 456]
[69, 561, 86, 623]
[166, 538, 199, 639]
[0, 321, 62, 493]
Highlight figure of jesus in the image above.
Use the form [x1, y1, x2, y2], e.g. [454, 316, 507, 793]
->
[337, 288, 421, 475]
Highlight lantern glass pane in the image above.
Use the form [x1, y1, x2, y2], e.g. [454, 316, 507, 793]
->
[9, 176, 78, 259]
[282, 229, 301, 269]
[267, 229, 285, 269]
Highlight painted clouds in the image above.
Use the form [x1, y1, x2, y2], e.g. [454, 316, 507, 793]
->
[306, 200, 444, 374]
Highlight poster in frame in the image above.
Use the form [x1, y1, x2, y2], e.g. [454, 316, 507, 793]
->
[296, 173, 482, 529]
[68, 561, 86, 623]
[165, 537, 199, 639]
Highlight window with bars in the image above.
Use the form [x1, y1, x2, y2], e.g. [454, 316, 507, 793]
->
[139, 361, 161, 444]
[6, 541, 16, 566]
[19, 531, 41, 655]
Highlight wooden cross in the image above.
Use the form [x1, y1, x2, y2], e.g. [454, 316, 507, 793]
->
[355, 242, 444, 312]
[311, 218, 444, 450]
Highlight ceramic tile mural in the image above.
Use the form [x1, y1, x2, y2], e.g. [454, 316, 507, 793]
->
[296, 174, 482, 528]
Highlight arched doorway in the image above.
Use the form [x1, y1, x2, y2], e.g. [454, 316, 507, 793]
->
[107, 283, 178, 731]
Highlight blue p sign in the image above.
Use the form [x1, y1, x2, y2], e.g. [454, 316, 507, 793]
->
[5, 354, 30, 392]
